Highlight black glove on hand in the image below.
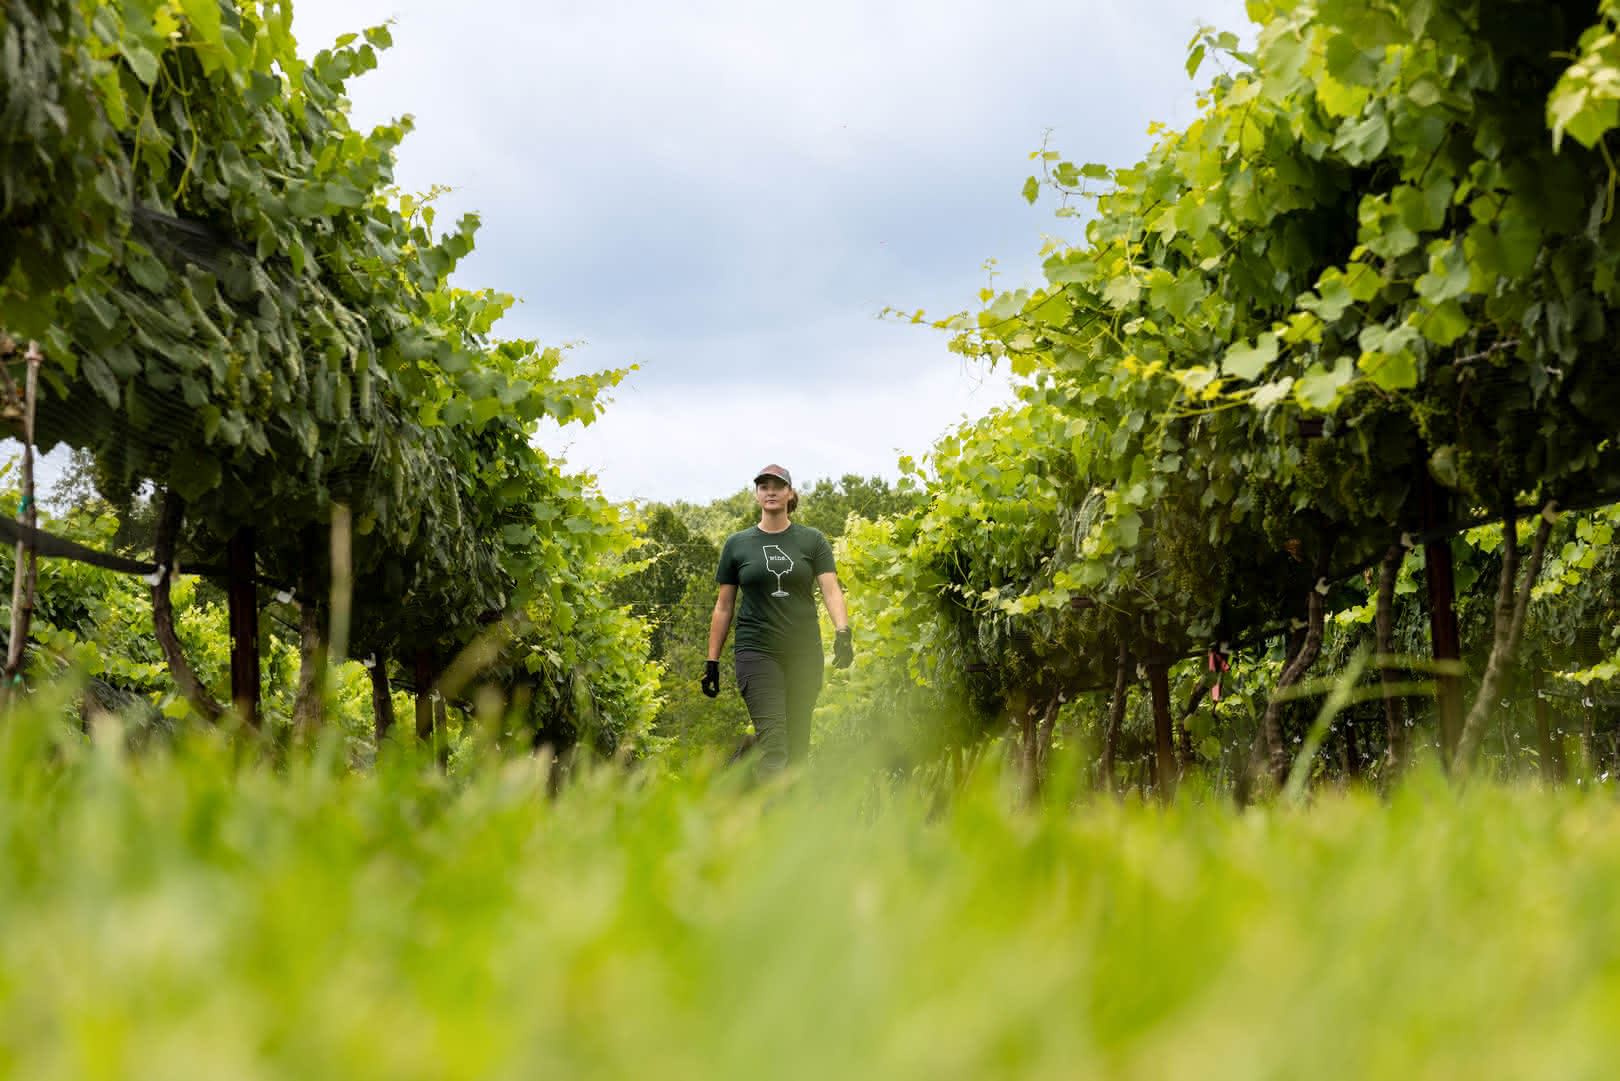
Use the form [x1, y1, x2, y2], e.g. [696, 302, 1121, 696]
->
[701, 660, 721, 698]
[833, 628, 854, 669]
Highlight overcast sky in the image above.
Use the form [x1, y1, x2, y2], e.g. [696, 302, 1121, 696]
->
[288, 0, 1251, 504]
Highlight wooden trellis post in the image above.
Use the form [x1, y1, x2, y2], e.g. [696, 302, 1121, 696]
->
[370, 652, 395, 746]
[1146, 651, 1176, 801]
[1422, 472, 1465, 764]
[227, 527, 261, 726]
[3, 341, 41, 693]
[414, 647, 436, 747]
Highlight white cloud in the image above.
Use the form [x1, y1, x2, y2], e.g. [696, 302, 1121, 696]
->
[289, 0, 1250, 502]
[539, 345, 1014, 504]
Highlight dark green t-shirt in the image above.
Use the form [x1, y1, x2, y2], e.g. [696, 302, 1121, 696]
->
[716, 523, 836, 657]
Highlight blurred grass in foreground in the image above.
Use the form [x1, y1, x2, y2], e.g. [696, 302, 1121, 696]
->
[0, 693, 1618, 1080]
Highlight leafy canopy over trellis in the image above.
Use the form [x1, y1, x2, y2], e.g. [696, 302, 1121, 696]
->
[846, 0, 1620, 771]
[1, 0, 655, 747]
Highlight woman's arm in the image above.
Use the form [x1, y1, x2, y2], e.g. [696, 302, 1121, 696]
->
[707, 584, 738, 661]
[816, 571, 849, 631]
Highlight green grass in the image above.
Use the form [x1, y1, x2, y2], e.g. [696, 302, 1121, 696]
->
[1, 698, 1618, 1079]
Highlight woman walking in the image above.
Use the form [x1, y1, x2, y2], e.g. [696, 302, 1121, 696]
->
[702, 464, 853, 776]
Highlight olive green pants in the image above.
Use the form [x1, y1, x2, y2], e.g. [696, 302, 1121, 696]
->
[734, 648, 824, 777]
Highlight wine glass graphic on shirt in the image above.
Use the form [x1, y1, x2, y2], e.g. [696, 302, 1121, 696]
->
[762, 545, 793, 597]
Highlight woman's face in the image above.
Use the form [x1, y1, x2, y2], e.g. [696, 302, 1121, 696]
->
[755, 477, 791, 511]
